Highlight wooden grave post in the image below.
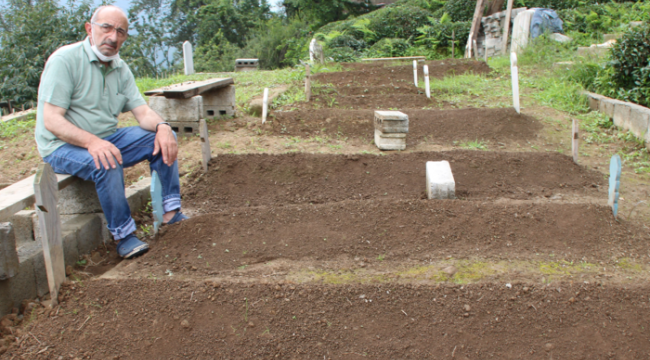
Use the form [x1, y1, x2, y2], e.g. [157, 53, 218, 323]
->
[413, 60, 418, 87]
[199, 119, 211, 173]
[262, 88, 269, 124]
[34, 163, 65, 306]
[452, 30, 455, 58]
[572, 119, 579, 164]
[424, 65, 431, 99]
[465, 0, 486, 58]
[510, 52, 520, 114]
[305, 64, 311, 102]
[502, 0, 514, 55]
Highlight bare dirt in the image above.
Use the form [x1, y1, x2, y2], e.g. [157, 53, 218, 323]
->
[268, 108, 542, 146]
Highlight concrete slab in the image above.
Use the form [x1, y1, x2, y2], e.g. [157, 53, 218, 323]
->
[627, 105, 650, 139]
[149, 95, 203, 122]
[11, 210, 35, 247]
[374, 111, 409, 134]
[613, 102, 631, 129]
[426, 161, 456, 200]
[374, 130, 406, 151]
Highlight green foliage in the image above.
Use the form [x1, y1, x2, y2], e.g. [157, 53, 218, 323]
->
[367, 38, 411, 58]
[193, 30, 243, 72]
[0, 0, 91, 107]
[243, 17, 312, 69]
[559, 3, 649, 35]
[282, 0, 378, 30]
[415, 16, 470, 50]
[442, 0, 477, 22]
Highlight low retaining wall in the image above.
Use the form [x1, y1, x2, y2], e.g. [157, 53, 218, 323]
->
[585, 92, 650, 149]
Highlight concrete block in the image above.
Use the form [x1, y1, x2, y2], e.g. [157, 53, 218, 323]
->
[58, 179, 101, 215]
[0, 223, 18, 280]
[11, 210, 35, 247]
[149, 95, 203, 123]
[61, 225, 79, 268]
[67, 215, 104, 256]
[374, 111, 409, 134]
[375, 130, 406, 151]
[627, 106, 650, 139]
[613, 102, 631, 129]
[168, 121, 200, 137]
[0, 280, 12, 316]
[235, 59, 259, 72]
[96, 213, 111, 244]
[126, 177, 152, 216]
[202, 85, 236, 118]
[9, 251, 37, 308]
[599, 98, 619, 119]
[577, 47, 609, 58]
[426, 161, 456, 200]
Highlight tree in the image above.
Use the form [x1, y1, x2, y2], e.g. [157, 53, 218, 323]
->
[281, 0, 378, 30]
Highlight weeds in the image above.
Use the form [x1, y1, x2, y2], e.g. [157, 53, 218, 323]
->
[459, 139, 487, 150]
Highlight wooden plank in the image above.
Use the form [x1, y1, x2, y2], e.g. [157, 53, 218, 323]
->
[144, 78, 235, 99]
[0, 174, 75, 222]
[0, 223, 19, 280]
[501, 0, 514, 55]
[361, 56, 426, 62]
[466, 0, 485, 58]
[34, 163, 65, 306]
[305, 64, 311, 102]
[199, 119, 211, 173]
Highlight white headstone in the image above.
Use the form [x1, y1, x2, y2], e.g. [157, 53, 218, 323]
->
[426, 161, 455, 199]
[262, 88, 269, 123]
[424, 65, 430, 99]
[510, 52, 520, 114]
[183, 41, 194, 75]
[413, 60, 418, 87]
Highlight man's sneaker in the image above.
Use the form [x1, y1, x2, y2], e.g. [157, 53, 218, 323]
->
[117, 234, 149, 259]
[166, 211, 189, 225]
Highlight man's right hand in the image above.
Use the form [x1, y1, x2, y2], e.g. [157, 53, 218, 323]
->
[87, 138, 123, 170]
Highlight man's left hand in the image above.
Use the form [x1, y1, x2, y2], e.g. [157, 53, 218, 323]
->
[153, 124, 177, 166]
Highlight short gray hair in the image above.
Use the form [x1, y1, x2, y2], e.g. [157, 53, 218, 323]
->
[91, 5, 128, 23]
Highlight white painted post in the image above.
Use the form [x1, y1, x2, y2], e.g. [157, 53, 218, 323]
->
[413, 60, 418, 87]
[510, 52, 520, 114]
[262, 88, 269, 123]
[309, 38, 316, 63]
[183, 41, 194, 75]
[572, 119, 579, 164]
[424, 65, 430, 99]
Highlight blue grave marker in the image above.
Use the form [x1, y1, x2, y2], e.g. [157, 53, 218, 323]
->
[150, 171, 164, 234]
[608, 154, 621, 218]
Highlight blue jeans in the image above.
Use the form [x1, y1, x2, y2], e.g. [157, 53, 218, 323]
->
[44, 126, 181, 240]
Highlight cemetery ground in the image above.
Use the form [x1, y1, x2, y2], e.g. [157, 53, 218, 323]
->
[1, 56, 650, 359]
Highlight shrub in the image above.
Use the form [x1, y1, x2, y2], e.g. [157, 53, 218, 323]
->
[329, 34, 368, 51]
[367, 38, 412, 58]
[443, 0, 477, 22]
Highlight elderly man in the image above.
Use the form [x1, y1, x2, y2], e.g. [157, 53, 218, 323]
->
[35, 5, 187, 259]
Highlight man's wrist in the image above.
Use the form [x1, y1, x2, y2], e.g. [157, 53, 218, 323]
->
[155, 122, 171, 132]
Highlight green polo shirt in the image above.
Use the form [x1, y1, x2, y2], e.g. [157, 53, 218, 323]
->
[35, 37, 146, 158]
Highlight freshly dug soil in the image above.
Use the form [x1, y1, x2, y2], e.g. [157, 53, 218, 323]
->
[268, 108, 542, 145]
[9, 280, 650, 359]
[325, 85, 421, 96]
[340, 59, 490, 71]
[298, 93, 444, 110]
[139, 200, 643, 276]
[183, 151, 602, 210]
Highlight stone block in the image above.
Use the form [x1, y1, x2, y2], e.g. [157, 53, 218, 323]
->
[61, 226, 79, 268]
[375, 130, 406, 151]
[168, 121, 200, 137]
[126, 177, 152, 217]
[58, 179, 101, 215]
[11, 210, 35, 247]
[67, 215, 103, 256]
[426, 161, 455, 200]
[374, 111, 409, 134]
[235, 59, 259, 72]
[613, 103, 631, 129]
[149, 95, 203, 123]
[202, 85, 236, 118]
[0, 223, 18, 281]
[0, 280, 12, 316]
[627, 105, 650, 139]
[9, 251, 37, 308]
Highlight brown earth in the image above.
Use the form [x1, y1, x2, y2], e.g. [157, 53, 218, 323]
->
[6, 280, 650, 359]
[315, 60, 491, 87]
[268, 108, 543, 146]
[183, 151, 604, 212]
[297, 93, 446, 110]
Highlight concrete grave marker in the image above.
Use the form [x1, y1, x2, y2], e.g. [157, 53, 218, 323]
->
[262, 88, 269, 123]
[151, 171, 164, 234]
[413, 60, 418, 87]
[33, 163, 64, 306]
[183, 41, 194, 75]
[374, 111, 408, 151]
[424, 65, 431, 99]
[572, 119, 579, 163]
[426, 161, 456, 199]
[199, 119, 211, 173]
[510, 52, 520, 114]
[608, 154, 622, 218]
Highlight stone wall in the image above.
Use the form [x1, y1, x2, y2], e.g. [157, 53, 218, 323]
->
[477, 8, 528, 58]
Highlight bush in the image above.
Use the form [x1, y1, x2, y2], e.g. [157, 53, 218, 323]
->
[367, 38, 412, 58]
[443, 0, 477, 22]
[329, 34, 368, 51]
[559, 3, 649, 34]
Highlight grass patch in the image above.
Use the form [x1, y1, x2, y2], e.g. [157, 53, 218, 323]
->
[457, 139, 487, 150]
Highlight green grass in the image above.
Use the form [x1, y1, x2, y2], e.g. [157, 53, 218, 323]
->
[0, 114, 36, 139]
[458, 139, 487, 150]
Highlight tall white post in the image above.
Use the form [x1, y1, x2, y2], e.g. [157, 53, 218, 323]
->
[262, 88, 269, 123]
[510, 52, 520, 114]
[413, 60, 418, 87]
[309, 38, 316, 63]
[424, 65, 430, 99]
[183, 41, 194, 75]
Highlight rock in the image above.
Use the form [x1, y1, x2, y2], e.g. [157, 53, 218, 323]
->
[248, 321, 255, 327]
[180, 319, 190, 328]
[442, 266, 457, 276]
[464, 304, 471, 312]
[545, 343, 555, 351]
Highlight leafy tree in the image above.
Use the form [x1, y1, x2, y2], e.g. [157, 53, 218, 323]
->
[281, 0, 378, 30]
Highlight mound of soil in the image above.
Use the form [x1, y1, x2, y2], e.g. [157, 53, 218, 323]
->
[183, 151, 603, 211]
[317, 60, 491, 87]
[325, 85, 421, 96]
[268, 108, 542, 145]
[141, 200, 642, 277]
[11, 280, 650, 359]
[297, 93, 443, 110]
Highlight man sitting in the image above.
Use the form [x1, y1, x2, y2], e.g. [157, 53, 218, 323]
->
[35, 5, 187, 259]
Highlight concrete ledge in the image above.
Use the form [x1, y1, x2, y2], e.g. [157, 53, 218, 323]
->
[584, 91, 650, 149]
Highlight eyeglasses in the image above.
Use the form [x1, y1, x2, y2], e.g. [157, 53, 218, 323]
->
[92, 22, 128, 38]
